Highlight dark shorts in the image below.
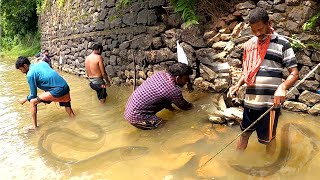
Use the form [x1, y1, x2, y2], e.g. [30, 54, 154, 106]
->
[131, 119, 166, 130]
[89, 82, 107, 100]
[36, 96, 71, 107]
[240, 107, 280, 144]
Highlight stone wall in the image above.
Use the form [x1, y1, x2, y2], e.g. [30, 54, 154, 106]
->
[39, 0, 320, 115]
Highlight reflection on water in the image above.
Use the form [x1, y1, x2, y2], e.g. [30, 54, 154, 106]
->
[1, 57, 320, 179]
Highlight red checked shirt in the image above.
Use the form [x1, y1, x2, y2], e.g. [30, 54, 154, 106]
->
[124, 71, 192, 124]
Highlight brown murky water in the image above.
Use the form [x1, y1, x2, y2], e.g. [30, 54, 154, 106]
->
[1, 57, 320, 180]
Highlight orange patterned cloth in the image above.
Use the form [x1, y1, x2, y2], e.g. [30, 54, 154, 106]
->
[39, 91, 71, 102]
[243, 35, 271, 86]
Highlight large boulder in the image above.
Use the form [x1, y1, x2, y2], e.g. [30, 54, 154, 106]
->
[298, 90, 320, 106]
[178, 26, 206, 48]
[283, 101, 309, 112]
[308, 103, 320, 115]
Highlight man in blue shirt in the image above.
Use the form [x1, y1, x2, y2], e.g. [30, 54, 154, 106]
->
[16, 56, 75, 130]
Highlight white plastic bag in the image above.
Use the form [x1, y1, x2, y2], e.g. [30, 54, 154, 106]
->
[176, 41, 188, 65]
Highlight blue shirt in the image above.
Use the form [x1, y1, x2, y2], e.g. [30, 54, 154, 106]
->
[26, 61, 70, 101]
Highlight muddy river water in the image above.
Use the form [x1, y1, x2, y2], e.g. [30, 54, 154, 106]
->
[0, 57, 319, 180]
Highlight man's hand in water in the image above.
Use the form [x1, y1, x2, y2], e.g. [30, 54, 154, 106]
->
[106, 80, 111, 87]
[18, 97, 27, 105]
[227, 85, 240, 98]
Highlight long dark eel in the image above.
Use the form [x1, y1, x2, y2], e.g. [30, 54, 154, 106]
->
[38, 119, 149, 173]
[230, 123, 320, 176]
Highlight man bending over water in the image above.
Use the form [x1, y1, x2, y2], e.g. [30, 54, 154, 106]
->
[124, 62, 193, 130]
[16, 56, 75, 130]
[85, 43, 111, 104]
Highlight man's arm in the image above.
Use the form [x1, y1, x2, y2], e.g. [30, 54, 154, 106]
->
[27, 74, 38, 101]
[98, 57, 111, 86]
[274, 66, 299, 106]
[170, 90, 192, 110]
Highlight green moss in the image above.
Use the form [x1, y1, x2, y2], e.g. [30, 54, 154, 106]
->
[0, 38, 41, 59]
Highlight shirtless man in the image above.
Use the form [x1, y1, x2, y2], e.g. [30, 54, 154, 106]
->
[85, 43, 111, 104]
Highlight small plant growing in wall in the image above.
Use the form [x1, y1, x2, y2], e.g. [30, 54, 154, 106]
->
[114, 0, 199, 27]
[169, 0, 199, 27]
[302, 11, 320, 31]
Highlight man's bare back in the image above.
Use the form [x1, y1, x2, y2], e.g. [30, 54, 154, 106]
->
[85, 53, 104, 78]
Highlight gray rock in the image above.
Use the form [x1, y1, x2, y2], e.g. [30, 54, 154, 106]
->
[286, 20, 300, 33]
[285, 0, 301, 6]
[111, 40, 119, 49]
[283, 101, 309, 112]
[137, 9, 149, 24]
[179, 26, 206, 48]
[147, 9, 157, 25]
[311, 51, 320, 62]
[223, 107, 243, 122]
[109, 18, 122, 28]
[122, 12, 138, 26]
[257, 1, 273, 10]
[111, 77, 121, 85]
[99, 9, 108, 21]
[299, 80, 320, 91]
[145, 48, 175, 64]
[106, 65, 117, 77]
[149, 0, 165, 8]
[152, 37, 163, 49]
[235, 1, 256, 10]
[147, 23, 167, 36]
[298, 90, 320, 106]
[209, 51, 228, 61]
[213, 78, 229, 92]
[299, 66, 314, 79]
[308, 103, 320, 115]
[274, 0, 285, 5]
[130, 35, 152, 50]
[95, 21, 105, 31]
[208, 116, 225, 124]
[296, 53, 313, 66]
[231, 22, 245, 38]
[101, 1, 108, 8]
[274, 4, 286, 13]
[112, 48, 120, 55]
[119, 41, 130, 50]
[224, 41, 235, 52]
[302, 0, 318, 8]
[168, 14, 183, 27]
[161, 29, 178, 51]
[288, 6, 315, 25]
[287, 87, 300, 100]
[227, 58, 242, 68]
[316, 74, 320, 82]
[106, 0, 115, 7]
[195, 48, 217, 65]
[200, 64, 218, 82]
[212, 41, 228, 50]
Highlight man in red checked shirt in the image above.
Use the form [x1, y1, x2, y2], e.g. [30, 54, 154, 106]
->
[124, 62, 193, 130]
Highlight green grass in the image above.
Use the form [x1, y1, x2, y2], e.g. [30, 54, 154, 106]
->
[0, 41, 41, 59]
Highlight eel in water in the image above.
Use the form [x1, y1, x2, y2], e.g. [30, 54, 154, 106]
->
[230, 123, 320, 177]
[38, 119, 149, 173]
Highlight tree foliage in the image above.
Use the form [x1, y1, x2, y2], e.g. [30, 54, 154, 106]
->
[0, 0, 38, 50]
